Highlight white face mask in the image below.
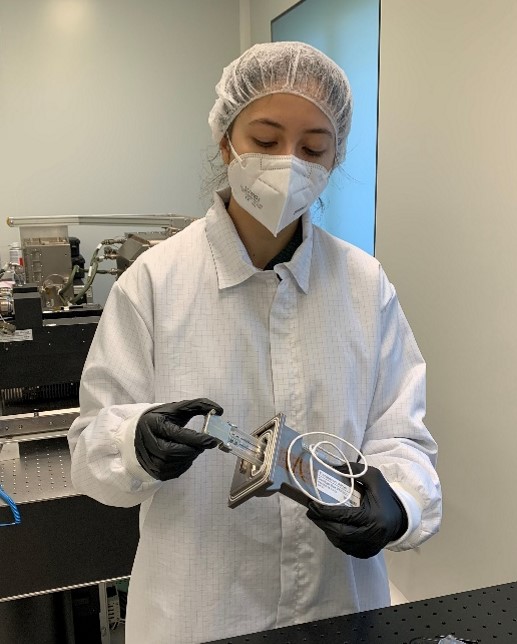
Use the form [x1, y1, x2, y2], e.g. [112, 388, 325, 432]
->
[226, 139, 330, 237]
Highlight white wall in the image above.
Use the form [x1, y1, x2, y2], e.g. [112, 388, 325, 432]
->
[0, 0, 240, 304]
[377, 0, 517, 600]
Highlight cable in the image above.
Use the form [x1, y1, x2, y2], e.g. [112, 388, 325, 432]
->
[0, 483, 21, 527]
[286, 431, 368, 507]
[70, 243, 102, 304]
[57, 264, 79, 304]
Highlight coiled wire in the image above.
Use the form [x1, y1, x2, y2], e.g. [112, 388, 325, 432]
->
[0, 484, 21, 527]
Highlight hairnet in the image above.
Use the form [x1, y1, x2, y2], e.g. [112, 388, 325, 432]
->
[208, 41, 353, 164]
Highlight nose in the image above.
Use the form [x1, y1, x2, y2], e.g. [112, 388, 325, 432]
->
[276, 140, 297, 157]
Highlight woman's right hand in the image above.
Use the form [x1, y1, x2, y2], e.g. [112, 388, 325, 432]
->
[134, 398, 223, 481]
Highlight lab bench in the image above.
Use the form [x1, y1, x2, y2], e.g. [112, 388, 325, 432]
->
[0, 435, 139, 643]
[207, 581, 517, 644]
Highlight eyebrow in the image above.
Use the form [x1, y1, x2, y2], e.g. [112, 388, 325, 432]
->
[248, 118, 333, 138]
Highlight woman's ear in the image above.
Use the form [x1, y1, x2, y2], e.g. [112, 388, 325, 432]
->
[219, 136, 231, 166]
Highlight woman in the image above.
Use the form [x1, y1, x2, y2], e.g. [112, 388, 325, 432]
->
[68, 42, 441, 643]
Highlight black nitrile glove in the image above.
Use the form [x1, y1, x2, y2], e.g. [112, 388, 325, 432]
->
[306, 462, 408, 559]
[134, 398, 223, 481]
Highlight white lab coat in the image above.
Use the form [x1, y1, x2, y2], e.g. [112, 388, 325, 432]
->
[68, 190, 441, 644]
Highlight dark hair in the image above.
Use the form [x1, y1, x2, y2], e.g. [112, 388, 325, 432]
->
[200, 145, 229, 208]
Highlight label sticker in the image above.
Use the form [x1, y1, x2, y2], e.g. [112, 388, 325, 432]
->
[316, 469, 361, 507]
[0, 329, 33, 343]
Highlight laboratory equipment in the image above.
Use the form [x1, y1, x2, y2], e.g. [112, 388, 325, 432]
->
[202, 410, 365, 509]
[5, 214, 196, 312]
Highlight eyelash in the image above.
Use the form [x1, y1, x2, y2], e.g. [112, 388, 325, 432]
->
[304, 148, 324, 158]
[254, 139, 275, 149]
[253, 139, 324, 158]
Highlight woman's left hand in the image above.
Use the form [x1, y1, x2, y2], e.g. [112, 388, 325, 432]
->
[306, 462, 408, 559]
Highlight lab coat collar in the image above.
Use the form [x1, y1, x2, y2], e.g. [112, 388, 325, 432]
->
[205, 189, 313, 294]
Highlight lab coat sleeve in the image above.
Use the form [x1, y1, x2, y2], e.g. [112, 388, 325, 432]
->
[68, 274, 163, 508]
[362, 267, 442, 551]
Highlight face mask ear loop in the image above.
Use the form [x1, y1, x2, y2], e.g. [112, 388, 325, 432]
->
[226, 134, 245, 167]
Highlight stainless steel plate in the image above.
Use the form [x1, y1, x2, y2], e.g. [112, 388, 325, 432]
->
[0, 436, 78, 505]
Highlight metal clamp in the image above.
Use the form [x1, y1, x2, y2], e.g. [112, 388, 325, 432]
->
[202, 410, 265, 468]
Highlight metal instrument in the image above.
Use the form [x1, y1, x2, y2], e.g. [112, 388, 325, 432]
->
[3, 214, 197, 314]
[203, 411, 362, 509]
